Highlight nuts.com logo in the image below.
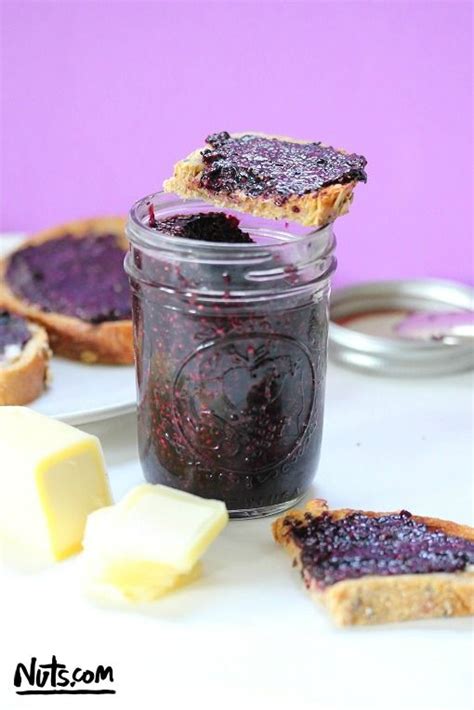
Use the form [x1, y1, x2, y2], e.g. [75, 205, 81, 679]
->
[14, 656, 115, 695]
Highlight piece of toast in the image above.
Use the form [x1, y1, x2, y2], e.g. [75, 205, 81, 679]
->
[273, 499, 474, 626]
[164, 131, 367, 228]
[0, 217, 133, 365]
[0, 320, 51, 405]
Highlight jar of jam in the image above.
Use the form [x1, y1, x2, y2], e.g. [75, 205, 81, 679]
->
[125, 192, 336, 518]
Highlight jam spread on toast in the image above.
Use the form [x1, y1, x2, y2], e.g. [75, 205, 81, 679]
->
[6, 234, 131, 323]
[287, 510, 474, 589]
[0, 311, 31, 356]
[199, 132, 367, 204]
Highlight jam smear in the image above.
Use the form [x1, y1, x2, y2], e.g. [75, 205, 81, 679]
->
[0, 310, 31, 356]
[287, 510, 474, 589]
[148, 204, 158, 228]
[199, 132, 367, 203]
[6, 234, 131, 323]
[152, 212, 254, 244]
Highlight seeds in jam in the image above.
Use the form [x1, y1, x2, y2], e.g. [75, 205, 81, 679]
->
[287, 510, 474, 588]
[128, 210, 332, 511]
[6, 234, 131, 323]
[0, 311, 31, 357]
[199, 132, 367, 203]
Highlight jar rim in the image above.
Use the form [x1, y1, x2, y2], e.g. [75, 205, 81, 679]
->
[127, 191, 334, 257]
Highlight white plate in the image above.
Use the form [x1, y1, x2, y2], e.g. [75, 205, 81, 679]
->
[30, 358, 136, 424]
[1, 234, 136, 424]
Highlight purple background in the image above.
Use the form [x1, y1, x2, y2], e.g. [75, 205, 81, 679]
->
[1, 1, 472, 286]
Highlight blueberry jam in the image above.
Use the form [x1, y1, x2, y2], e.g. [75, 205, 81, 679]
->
[200, 132, 367, 203]
[6, 234, 131, 323]
[287, 511, 474, 588]
[0, 311, 31, 356]
[151, 211, 254, 244]
[127, 202, 335, 515]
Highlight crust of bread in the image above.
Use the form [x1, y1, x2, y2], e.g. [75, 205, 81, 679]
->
[273, 499, 474, 626]
[0, 217, 133, 365]
[163, 132, 361, 227]
[0, 323, 51, 405]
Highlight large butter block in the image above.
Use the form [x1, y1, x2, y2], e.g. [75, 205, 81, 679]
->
[0, 407, 112, 561]
[83, 484, 228, 601]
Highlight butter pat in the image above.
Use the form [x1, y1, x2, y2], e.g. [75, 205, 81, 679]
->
[83, 484, 228, 601]
[0, 407, 112, 561]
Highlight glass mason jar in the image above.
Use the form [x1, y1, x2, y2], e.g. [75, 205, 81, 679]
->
[125, 192, 336, 518]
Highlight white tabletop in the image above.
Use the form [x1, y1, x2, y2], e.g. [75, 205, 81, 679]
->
[1, 362, 473, 710]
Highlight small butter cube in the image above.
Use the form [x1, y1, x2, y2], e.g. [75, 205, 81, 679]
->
[83, 484, 228, 601]
[0, 407, 112, 561]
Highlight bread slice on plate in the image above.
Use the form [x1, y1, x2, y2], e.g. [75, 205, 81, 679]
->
[0, 312, 51, 405]
[273, 499, 474, 626]
[0, 217, 133, 365]
[164, 131, 367, 228]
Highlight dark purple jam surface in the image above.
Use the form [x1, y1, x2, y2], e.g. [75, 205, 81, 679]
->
[0, 310, 31, 355]
[199, 132, 367, 203]
[6, 234, 131, 323]
[151, 211, 254, 244]
[288, 510, 474, 589]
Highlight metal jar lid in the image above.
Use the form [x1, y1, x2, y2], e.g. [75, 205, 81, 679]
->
[328, 279, 474, 376]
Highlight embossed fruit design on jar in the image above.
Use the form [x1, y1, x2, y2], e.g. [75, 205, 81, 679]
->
[126, 192, 336, 518]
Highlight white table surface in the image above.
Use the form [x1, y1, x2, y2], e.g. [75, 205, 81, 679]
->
[1, 362, 473, 710]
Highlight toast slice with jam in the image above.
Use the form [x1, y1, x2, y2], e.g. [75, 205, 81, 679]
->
[0, 310, 51, 405]
[0, 217, 133, 365]
[164, 131, 367, 228]
[273, 499, 474, 626]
